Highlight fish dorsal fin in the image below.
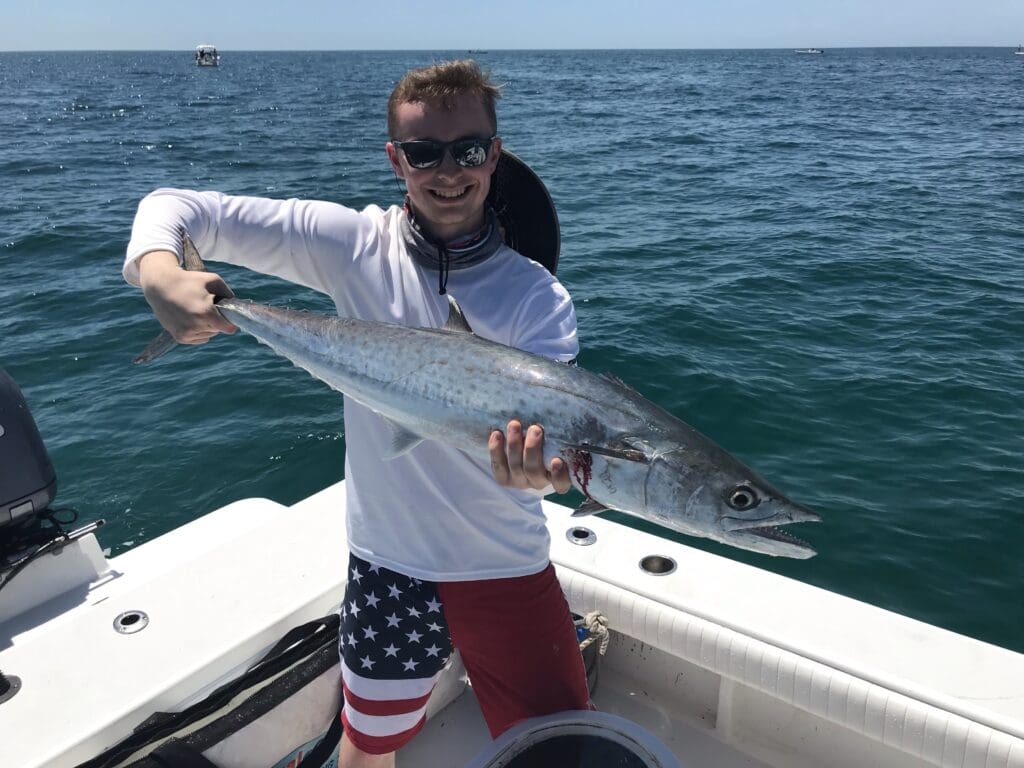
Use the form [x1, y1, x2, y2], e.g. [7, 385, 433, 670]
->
[380, 418, 426, 460]
[181, 230, 208, 272]
[601, 372, 644, 396]
[442, 295, 474, 334]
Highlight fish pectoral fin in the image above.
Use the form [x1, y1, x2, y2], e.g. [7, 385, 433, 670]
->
[565, 442, 650, 464]
[572, 499, 612, 516]
[441, 295, 475, 334]
[381, 419, 427, 459]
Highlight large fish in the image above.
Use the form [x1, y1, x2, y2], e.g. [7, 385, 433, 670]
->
[136, 232, 820, 558]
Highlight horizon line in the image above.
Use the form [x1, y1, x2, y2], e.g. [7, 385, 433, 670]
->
[2, 44, 1023, 54]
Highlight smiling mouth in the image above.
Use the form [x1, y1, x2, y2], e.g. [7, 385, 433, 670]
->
[430, 186, 470, 200]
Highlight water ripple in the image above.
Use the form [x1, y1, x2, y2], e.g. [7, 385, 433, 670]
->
[1, 48, 1022, 651]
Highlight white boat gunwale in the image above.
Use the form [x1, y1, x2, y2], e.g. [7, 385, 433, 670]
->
[2, 481, 1023, 767]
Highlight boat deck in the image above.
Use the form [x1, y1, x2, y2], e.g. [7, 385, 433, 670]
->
[401, 662, 769, 767]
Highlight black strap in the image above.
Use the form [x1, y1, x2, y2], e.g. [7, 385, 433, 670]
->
[137, 716, 342, 768]
[137, 740, 219, 768]
[129, 708, 342, 768]
[298, 706, 343, 768]
[438, 244, 450, 295]
[253, 614, 339, 672]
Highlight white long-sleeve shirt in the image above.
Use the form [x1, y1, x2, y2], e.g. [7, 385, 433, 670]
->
[125, 189, 578, 581]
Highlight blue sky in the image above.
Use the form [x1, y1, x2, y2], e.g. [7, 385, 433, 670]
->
[2, 0, 1022, 51]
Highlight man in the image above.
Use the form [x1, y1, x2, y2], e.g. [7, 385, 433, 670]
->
[124, 60, 591, 767]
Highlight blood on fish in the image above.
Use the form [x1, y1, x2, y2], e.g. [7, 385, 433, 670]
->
[569, 449, 593, 496]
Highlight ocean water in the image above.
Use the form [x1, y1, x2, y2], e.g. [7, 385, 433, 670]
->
[1, 48, 1021, 651]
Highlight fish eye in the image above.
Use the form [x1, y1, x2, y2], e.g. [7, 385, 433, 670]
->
[727, 485, 760, 511]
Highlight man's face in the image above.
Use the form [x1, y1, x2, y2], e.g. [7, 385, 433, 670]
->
[387, 92, 502, 242]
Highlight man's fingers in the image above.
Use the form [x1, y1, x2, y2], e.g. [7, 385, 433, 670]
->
[505, 420, 525, 477]
[550, 457, 572, 494]
[180, 329, 219, 345]
[206, 306, 238, 334]
[146, 267, 238, 341]
[205, 274, 235, 299]
[522, 425, 549, 489]
[205, 275, 238, 333]
[489, 429, 511, 486]
[491, 420, 570, 492]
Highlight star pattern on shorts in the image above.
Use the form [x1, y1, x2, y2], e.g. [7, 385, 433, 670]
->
[340, 560, 453, 680]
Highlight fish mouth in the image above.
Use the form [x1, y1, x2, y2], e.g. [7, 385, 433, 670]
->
[721, 503, 821, 532]
[724, 524, 818, 559]
[718, 500, 820, 558]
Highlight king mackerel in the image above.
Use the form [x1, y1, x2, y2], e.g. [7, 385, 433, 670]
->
[136, 232, 820, 559]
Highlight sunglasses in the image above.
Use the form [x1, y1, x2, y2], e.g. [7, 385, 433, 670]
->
[392, 136, 496, 169]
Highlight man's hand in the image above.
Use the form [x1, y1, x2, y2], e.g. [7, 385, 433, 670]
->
[138, 250, 237, 344]
[489, 420, 571, 494]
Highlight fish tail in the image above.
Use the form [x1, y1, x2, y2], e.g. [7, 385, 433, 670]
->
[132, 229, 205, 364]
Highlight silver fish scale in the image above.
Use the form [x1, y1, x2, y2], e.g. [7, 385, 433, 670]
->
[219, 299, 651, 455]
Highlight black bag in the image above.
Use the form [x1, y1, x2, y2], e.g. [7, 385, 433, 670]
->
[77, 615, 342, 768]
[76, 609, 606, 768]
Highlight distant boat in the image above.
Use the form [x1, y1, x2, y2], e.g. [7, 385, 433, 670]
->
[795, 48, 824, 54]
[467, 49, 488, 54]
[194, 44, 220, 67]
[1015, 44, 1024, 55]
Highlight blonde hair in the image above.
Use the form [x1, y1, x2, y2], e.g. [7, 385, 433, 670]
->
[387, 60, 501, 138]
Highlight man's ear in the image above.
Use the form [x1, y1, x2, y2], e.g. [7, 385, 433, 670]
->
[488, 137, 503, 172]
[386, 142, 405, 180]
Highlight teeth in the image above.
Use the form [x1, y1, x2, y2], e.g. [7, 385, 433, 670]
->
[433, 187, 468, 199]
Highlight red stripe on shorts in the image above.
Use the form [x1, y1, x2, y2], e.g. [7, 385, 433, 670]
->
[341, 710, 427, 755]
[342, 682, 432, 717]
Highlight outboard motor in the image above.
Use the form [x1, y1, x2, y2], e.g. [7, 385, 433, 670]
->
[0, 367, 59, 704]
[0, 367, 104, 593]
[0, 367, 57, 530]
[0, 368, 103, 707]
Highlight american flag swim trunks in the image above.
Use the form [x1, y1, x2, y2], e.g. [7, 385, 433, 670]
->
[338, 554, 453, 754]
[339, 553, 592, 755]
